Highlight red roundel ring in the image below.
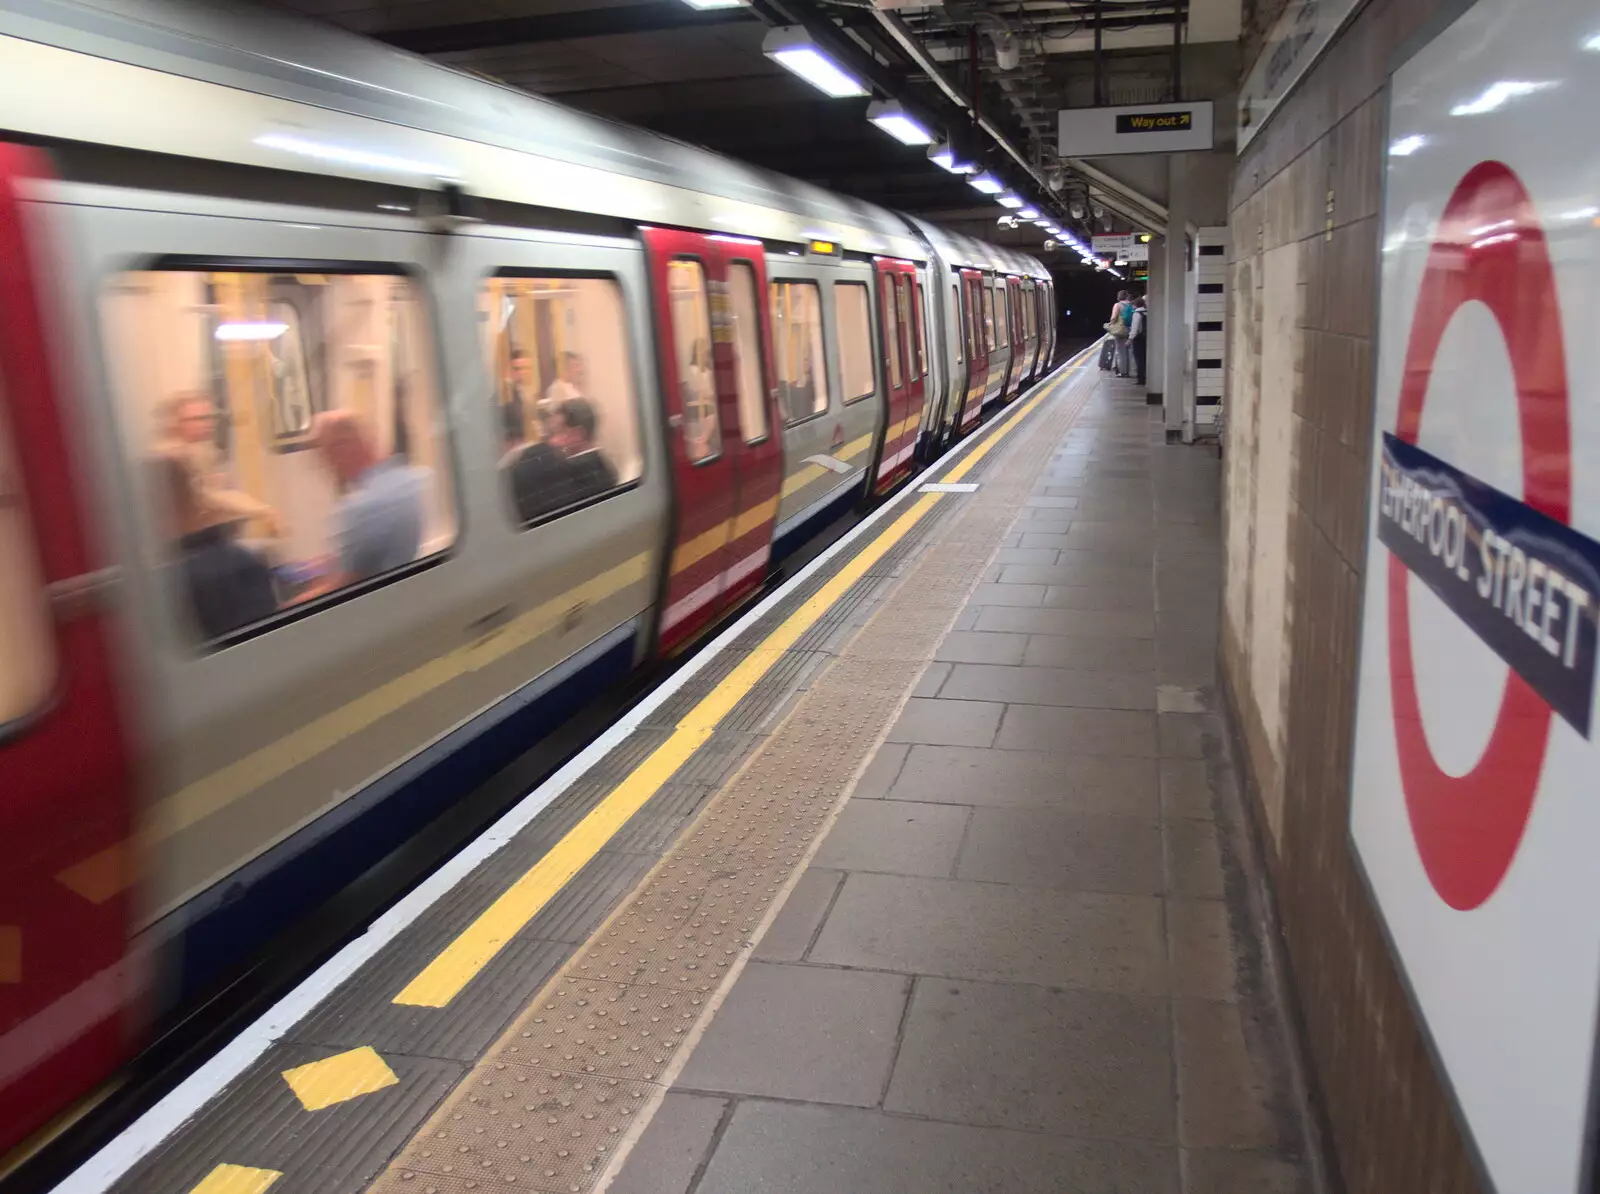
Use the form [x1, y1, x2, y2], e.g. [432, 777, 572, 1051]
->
[1387, 159, 1572, 911]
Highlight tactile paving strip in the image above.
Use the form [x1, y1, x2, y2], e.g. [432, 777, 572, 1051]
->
[368, 373, 1097, 1194]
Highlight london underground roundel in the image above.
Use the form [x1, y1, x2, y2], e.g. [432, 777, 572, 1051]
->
[1348, 0, 1600, 1190]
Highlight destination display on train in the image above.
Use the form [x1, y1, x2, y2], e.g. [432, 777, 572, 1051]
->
[1377, 433, 1600, 735]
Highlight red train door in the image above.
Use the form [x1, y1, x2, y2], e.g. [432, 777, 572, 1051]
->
[642, 228, 778, 654]
[872, 259, 918, 494]
[0, 144, 138, 1155]
[1005, 276, 1025, 397]
[958, 269, 987, 430]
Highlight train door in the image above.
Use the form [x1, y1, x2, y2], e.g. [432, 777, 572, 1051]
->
[0, 144, 138, 1155]
[1020, 279, 1038, 382]
[1004, 276, 1024, 396]
[642, 227, 777, 654]
[958, 269, 986, 430]
[871, 258, 919, 493]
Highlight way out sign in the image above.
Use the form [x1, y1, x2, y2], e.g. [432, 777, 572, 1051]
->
[1348, 1, 1600, 1191]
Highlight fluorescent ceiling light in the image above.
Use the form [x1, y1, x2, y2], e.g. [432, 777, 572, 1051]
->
[1586, 31, 1600, 50]
[215, 321, 289, 342]
[968, 172, 1004, 194]
[1018, 206, 1040, 219]
[762, 26, 867, 98]
[680, 0, 747, 8]
[1388, 134, 1427, 156]
[928, 141, 973, 173]
[867, 100, 934, 146]
[996, 194, 1024, 209]
[255, 133, 459, 179]
[1449, 80, 1554, 116]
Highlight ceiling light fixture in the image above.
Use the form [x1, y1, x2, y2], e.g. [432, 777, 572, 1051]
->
[1017, 206, 1040, 219]
[967, 172, 1004, 194]
[215, 321, 290, 342]
[996, 193, 1024, 209]
[928, 141, 973, 174]
[679, 0, 748, 9]
[1449, 80, 1554, 116]
[867, 99, 935, 146]
[761, 26, 868, 98]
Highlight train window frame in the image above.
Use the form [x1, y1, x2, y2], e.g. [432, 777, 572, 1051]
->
[103, 255, 463, 654]
[893, 276, 914, 385]
[914, 280, 928, 378]
[726, 259, 771, 447]
[951, 282, 964, 365]
[993, 282, 1009, 348]
[879, 276, 902, 390]
[769, 277, 832, 429]
[666, 255, 724, 468]
[981, 281, 995, 353]
[483, 267, 648, 532]
[834, 280, 877, 406]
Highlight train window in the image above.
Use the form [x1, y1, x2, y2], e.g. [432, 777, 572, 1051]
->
[994, 285, 1009, 348]
[835, 282, 875, 404]
[879, 278, 902, 390]
[893, 277, 913, 384]
[727, 261, 768, 445]
[770, 280, 829, 425]
[667, 259, 721, 464]
[913, 281, 928, 378]
[952, 283, 964, 364]
[0, 379, 54, 726]
[481, 273, 644, 527]
[102, 266, 457, 647]
[981, 285, 996, 352]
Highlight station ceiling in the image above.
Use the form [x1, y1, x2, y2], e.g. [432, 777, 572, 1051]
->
[276, 0, 1243, 266]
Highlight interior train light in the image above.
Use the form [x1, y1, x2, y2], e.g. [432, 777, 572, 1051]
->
[867, 100, 934, 146]
[215, 321, 290, 341]
[762, 27, 868, 98]
[928, 141, 973, 173]
[967, 172, 1004, 194]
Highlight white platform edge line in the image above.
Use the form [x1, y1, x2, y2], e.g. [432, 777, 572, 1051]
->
[54, 342, 1095, 1193]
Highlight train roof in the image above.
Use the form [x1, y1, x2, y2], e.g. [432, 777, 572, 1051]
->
[0, 0, 1046, 279]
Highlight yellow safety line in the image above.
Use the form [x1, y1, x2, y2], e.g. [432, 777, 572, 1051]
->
[393, 371, 1065, 1008]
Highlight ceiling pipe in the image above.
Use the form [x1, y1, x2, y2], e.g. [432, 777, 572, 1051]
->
[871, 9, 1168, 228]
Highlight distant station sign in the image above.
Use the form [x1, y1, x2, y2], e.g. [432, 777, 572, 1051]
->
[1091, 235, 1149, 264]
[1348, 0, 1600, 1191]
[1057, 101, 1213, 157]
[1236, 0, 1361, 152]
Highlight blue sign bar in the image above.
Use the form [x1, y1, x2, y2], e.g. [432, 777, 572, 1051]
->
[1378, 433, 1600, 737]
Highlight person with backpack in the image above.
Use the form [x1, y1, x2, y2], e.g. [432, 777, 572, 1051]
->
[1129, 294, 1148, 386]
[1105, 291, 1134, 377]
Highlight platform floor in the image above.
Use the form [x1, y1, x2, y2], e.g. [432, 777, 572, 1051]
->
[603, 376, 1315, 1194]
[80, 363, 1316, 1194]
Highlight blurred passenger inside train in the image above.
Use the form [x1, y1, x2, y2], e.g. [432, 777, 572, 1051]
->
[311, 410, 429, 585]
[550, 397, 618, 499]
[504, 348, 539, 444]
[682, 339, 718, 461]
[150, 450, 278, 641]
[545, 351, 587, 412]
[157, 391, 282, 539]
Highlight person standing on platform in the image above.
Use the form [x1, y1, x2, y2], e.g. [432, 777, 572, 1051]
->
[1130, 294, 1148, 387]
[1106, 291, 1134, 377]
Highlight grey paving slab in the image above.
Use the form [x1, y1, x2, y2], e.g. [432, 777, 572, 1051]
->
[694, 1101, 1181, 1194]
[911, 660, 951, 697]
[998, 563, 1149, 588]
[992, 546, 1060, 565]
[1168, 897, 1239, 1002]
[608, 1093, 726, 1194]
[885, 698, 1002, 747]
[1161, 759, 1216, 820]
[974, 605, 1156, 638]
[1023, 632, 1155, 671]
[676, 962, 908, 1106]
[941, 663, 1154, 710]
[967, 581, 1046, 606]
[849, 740, 909, 799]
[889, 744, 1158, 815]
[886, 980, 1175, 1141]
[753, 868, 842, 962]
[1166, 817, 1227, 898]
[1025, 494, 1080, 508]
[1173, 1000, 1283, 1150]
[1041, 583, 1157, 611]
[934, 630, 1027, 665]
[812, 799, 968, 877]
[957, 807, 1163, 893]
[996, 704, 1157, 756]
[811, 872, 1165, 992]
[1183, 1149, 1310, 1194]
[1159, 711, 1214, 758]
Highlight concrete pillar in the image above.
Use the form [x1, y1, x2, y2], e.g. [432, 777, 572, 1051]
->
[1161, 154, 1192, 434]
[1144, 246, 1165, 405]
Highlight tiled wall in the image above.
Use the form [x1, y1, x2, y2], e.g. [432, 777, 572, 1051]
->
[1221, 0, 1490, 1190]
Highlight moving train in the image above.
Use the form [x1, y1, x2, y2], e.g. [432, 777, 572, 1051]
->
[0, 0, 1058, 1157]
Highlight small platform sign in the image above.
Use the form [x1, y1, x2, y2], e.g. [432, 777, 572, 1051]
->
[1348, 0, 1600, 1190]
[1057, 101, 1213, 157]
